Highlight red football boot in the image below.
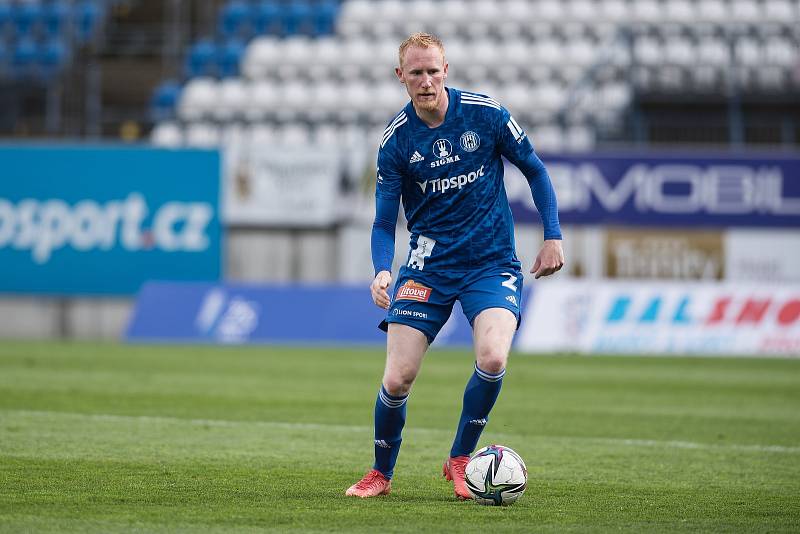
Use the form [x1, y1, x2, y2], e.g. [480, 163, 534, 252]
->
[345, 469, 392, 498]
[443, 456, 472, 500]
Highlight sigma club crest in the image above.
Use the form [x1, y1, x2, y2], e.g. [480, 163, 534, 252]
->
[460, 131, 480, 152]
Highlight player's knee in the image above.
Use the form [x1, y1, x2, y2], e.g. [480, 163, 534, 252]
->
[475, 346, 508, 374]
[382, 375, 414, 397]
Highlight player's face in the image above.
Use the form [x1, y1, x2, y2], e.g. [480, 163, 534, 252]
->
[396, 45, 448, 113]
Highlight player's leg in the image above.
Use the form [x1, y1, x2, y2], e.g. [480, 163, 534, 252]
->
[374, 323, 429, 477]
[444, 267, 523, 499]
[346, 325, 428, 498]
[444, 308, 517, 499]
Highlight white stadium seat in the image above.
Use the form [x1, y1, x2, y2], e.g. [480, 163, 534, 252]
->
[241, 37, 281, 80]
[664, 0, 694, 23]
[150, 122, 183, 147]
[214, 78, 249, 121]
[696, 0, 728, 24]
[248, 124, 278, 147]
[177, 77, 218, 121]
[632, 0, 663, 23]
[185, 122, 221, 148]
[246, 80, 279, 121]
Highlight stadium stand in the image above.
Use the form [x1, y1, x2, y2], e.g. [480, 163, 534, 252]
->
[148, 0, 800, 152]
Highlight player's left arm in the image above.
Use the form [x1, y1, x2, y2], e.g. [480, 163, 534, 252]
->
[499, 111, 564, 279]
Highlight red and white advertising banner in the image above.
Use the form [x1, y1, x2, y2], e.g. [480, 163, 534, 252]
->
[517, 281, 800, 357]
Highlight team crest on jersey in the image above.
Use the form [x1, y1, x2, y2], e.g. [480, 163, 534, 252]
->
[433, 139, 453, 158]
[396, 280, 432, 302]
[430, 139, 461, 168]
[460, 131, 480, 152]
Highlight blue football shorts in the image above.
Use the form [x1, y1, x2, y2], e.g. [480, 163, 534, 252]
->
[379, 263, 524, 343]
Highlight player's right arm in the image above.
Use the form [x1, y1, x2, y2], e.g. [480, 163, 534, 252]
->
[370, 141, 404, 309]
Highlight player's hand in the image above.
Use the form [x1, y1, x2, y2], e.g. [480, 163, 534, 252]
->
[531, 239, 564, 279]
[370, 270, 393, 309]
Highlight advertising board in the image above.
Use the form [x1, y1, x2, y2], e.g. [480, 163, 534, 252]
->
[505, 152, 800, 227]
[517, 281, 800, 356]
[0, 146, 221, 295]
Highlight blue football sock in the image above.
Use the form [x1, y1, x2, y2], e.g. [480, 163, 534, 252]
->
[450, 363, 505, 458]
[373, 385, 408, 479]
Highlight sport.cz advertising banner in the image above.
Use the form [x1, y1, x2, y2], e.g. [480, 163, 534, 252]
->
[517, 281, 800, 356]
[0, 146, 222, 295]
[505, 151, 800, 227]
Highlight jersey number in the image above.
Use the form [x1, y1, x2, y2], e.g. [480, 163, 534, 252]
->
[501, 273, 518, 292]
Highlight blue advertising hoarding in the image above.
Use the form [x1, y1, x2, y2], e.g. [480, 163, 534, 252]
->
[0, 145, 222, 295]
[505, 151, 800, 227]
[126, 281, 487, 347]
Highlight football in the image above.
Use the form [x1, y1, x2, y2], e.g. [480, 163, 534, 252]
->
[465, 445, 528, 506]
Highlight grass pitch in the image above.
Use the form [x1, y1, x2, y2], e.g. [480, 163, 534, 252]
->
[0, 341, 799, 533]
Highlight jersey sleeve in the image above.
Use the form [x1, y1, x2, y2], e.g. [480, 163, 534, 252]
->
[496, 107, 535, 166]
[371, 138, 405, 274]
[495, 106, 562, 240]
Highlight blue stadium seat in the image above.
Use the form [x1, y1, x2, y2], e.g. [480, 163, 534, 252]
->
[218, 0, 252, 39]
[150, 79, 181, 121]
[0, 3, 11, 33]
[284, 1, 314, 36]
[186, 38, 218, 77]
[314, 0, 339, 36]
[12, 37, 38, 77]
[13, 2, 44, 37]
[218, 38, 245, 77]
[73, 1, 102, 42]
[43, 1, 70, 38]
[39, 38, 68, 78]
[254, 1, 283, 36]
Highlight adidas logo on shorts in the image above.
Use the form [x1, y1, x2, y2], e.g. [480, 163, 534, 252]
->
[409, 151, 424, 164]
[505, 295, 518, 307]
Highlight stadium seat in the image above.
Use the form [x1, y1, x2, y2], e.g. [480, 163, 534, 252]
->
[696, 0, 728, 24]
[763, 0, 795, 21]
[150, 80, 181, 122]
[43, 1, 70, 38]
[215, 77, 249, 121]
[278, 123, 312, 146]
[218, 39, 246, 77]
[186, 39, 218, 78]
[637, 0, 665, 23]
[218, 0, 252, 39]
[246, 79, 279, 120]
[313, 0, 338, 36]
[664, 0, 694, 23]
[597, 0, 628, 24]
[150, 121, 184, 147]
[12, 37, 38, 76]
[73, 1, 102, 42]
[254, 0, 282, 36]
[248, 123, 278, 146]
[185, 122, 221, 148]
[39, 38, 68, 78]
[241, 36, 280, 79]
[177, 77, 219, 121]
[12, 1, 43, 37]
[567, 0, 599, 23]
[284, 1, 314, 36]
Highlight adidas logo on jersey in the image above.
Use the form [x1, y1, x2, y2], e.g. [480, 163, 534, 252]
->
[505, 295, 518, 307]
[409, 151, 424, 164]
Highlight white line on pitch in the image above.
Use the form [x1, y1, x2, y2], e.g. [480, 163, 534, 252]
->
[2, 409, 799, 455]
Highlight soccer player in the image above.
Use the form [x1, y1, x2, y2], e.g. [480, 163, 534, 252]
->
[346, 33, 564, 499]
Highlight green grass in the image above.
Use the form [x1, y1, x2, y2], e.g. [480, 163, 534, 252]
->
[0, 341, 799, 533]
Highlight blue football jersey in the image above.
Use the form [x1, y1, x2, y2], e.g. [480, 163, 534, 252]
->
[376, 87, 535, 272]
